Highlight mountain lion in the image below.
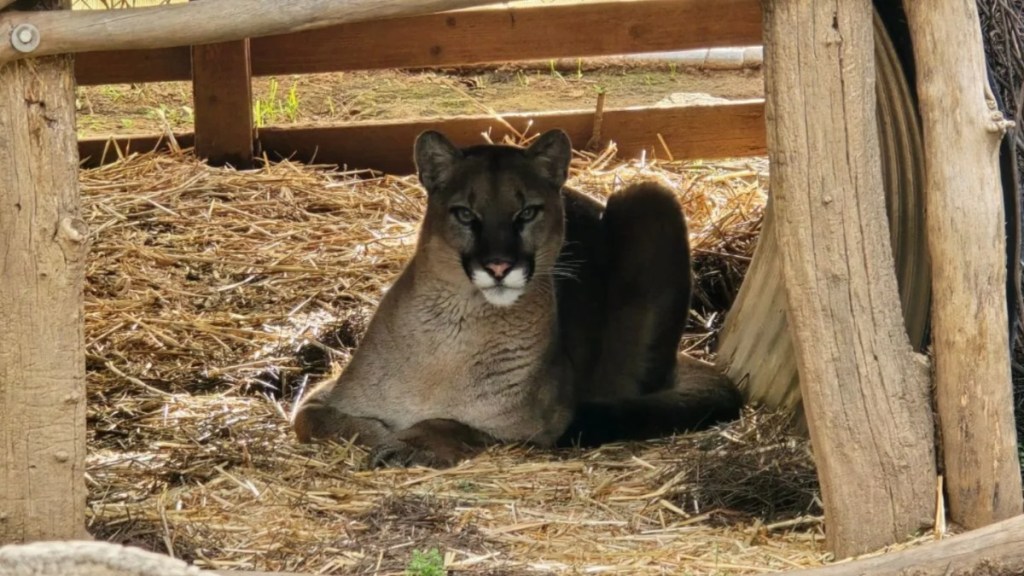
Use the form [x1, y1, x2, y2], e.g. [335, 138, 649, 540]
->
[292, 129, 742, 468]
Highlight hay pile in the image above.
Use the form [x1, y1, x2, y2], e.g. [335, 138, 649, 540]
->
[83, 141, 829, 574]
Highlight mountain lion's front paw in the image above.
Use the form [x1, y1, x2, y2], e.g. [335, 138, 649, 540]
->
[367, 439, 456, 469]
[366, 419, 490, 469]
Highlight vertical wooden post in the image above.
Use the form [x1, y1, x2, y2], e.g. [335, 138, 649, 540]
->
[191, 37, 254, 168]
[904, 0, 1024, 529]
[763, 0, 938, 557]
[0, 0, 88, 543]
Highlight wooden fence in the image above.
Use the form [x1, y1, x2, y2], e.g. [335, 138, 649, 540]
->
[73, 0, 766, 172]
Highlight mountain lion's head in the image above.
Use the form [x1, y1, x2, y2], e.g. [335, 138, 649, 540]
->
[414, 129, 572, 307]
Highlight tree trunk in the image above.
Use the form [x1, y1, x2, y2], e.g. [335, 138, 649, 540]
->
[762, 0, 937, 557]
[904, 0, 1024, 530]
[0, 0, 87, 543]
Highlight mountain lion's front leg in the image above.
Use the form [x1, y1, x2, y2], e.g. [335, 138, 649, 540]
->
[369, 419, 496, 469]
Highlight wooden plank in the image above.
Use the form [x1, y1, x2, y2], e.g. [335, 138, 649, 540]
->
[249, 0, 762, 76]
[256, 101, 766, 173]
[0, 1, 88, 543]
[78, 133, 195, 168]
[77, 102, 763, 171]
[72, 0, 764, 86]
[0, 0, 510, 66]
[191, 38, 254, 168]
[762, 0, 936, 558]
[77, 103, 763, 171]
[75, 47, 192, 86]
[905, 0, 1024, 528]
[77, 101, 761, 169]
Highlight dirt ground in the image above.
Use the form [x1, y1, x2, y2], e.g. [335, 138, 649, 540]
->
[75, 65, 764, 140]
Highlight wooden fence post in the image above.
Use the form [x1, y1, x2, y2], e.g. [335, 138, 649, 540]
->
[904, 0, 1024, 529]
[762, 0, 937, 557]
[191, 25, 254, 167]
[0, 0, 88, 543]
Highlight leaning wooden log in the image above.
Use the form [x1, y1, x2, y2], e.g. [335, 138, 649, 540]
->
[782, 514, 1024, 576]
[0, 541, 199, 576]
[904, 0, 1024, 529]
[0, 0, 88, 544]
[761, 0, 937, 558]
[0, 540, 308, 576]
[717, 9, 932, 432]
[0, 0, 505, 66]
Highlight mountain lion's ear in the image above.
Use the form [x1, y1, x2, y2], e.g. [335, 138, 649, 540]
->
[414, 131, 462, 193]
[525, 129, 572, 187]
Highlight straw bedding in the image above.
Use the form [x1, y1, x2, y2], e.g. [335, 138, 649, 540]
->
[82, 140, 838, 574]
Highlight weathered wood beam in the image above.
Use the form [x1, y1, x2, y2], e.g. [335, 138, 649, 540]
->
[904, 0, 1024, 528]
[75, 47, 192, 86]
[762, 0, 937, 558]
[76, 101, 766, 172]
[73, 0, 761, 86]
[249, 0, 761, 76]
[257, 101, 766, 173]
[192, 37, 254, 168]
[718, 8, 933, 434]
[781, 514, 1024, 576]
[0, 0, 505, 66]
[0, 0, 87, 543]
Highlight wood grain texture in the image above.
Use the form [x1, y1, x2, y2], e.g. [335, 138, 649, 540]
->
[257, 101, 766, 173]
[0, 0, 507, 65]
[904, 0, 1024, 528]
[719, 10, 932, 436]
[0, 12, 88, 544]
[72, 0, 762, 86]
[249, 0, 761, 76]
[780, 514, 1024, 576]
[192, 38, 254, 168]
[763, 0, 937, 557]
[75, 47, 191, 86]
[715, 201, 805, 428]
[76, 102, 764, 171]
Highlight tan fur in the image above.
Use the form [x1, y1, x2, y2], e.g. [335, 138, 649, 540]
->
[292, 129, 743, 468]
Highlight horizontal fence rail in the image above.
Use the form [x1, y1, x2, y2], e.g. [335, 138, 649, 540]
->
[72, 0, 767, 171]
[78, 101, 767, 171]
[74, 0, 762, 85]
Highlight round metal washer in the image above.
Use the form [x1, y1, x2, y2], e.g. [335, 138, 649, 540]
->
[11, 24, 41, 53]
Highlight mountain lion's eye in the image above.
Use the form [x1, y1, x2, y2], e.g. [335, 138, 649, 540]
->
[452, 207, 477, 225]
[517, 206, 541, 223]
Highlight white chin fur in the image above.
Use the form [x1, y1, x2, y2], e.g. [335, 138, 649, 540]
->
[481, 287, 524, 307]
[471, 268, 528, 307]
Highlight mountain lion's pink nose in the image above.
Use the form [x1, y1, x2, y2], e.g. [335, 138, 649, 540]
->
[484, 260, 512, 279]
